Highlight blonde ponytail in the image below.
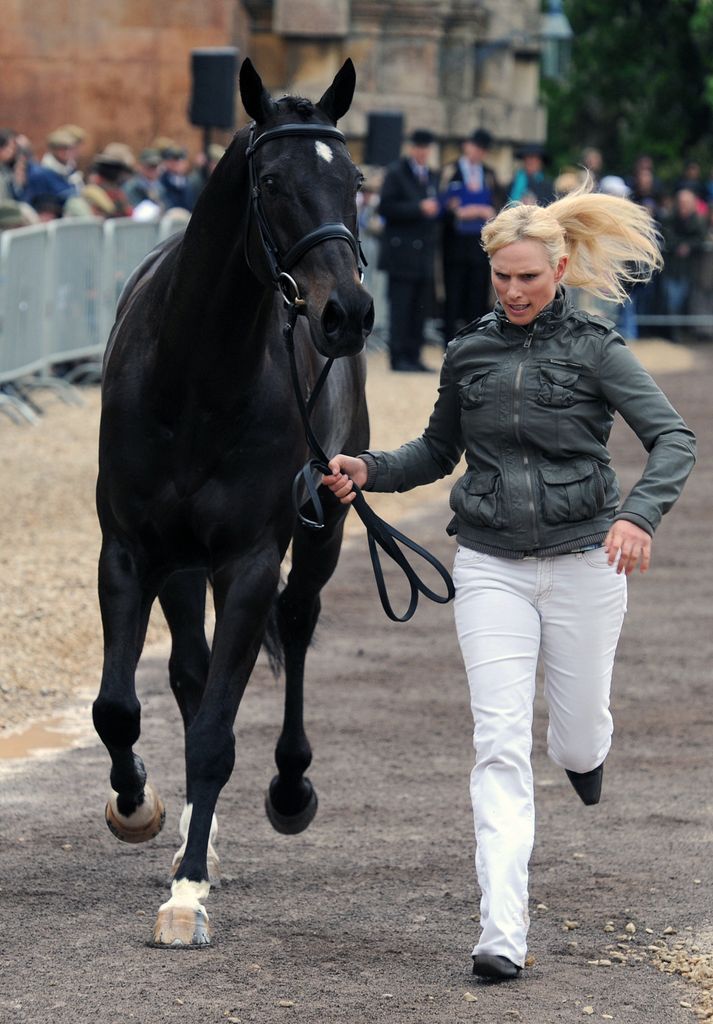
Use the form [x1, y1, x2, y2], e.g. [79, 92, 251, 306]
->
[480, 180, 663, 304]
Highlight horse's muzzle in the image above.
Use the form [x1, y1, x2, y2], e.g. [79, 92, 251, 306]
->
[319, 289, 375, 355]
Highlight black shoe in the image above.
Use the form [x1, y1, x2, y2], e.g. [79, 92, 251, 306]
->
[472, 954, 521, 981]
[565, 763, 604, 805]
[390, 358, 435, 373]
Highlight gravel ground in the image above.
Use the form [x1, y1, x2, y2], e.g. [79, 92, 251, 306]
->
[0, 339, 710, 1024]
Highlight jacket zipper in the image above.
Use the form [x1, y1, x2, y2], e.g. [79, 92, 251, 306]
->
[513, 325, 539, 546]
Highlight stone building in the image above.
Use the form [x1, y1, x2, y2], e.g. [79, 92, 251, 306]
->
[0, 1, 545, 179]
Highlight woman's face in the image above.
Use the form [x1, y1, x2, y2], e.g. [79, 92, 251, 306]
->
[490, 238, 567, 326]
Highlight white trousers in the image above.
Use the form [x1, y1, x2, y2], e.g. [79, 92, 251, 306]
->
[453, 545, 627, 966]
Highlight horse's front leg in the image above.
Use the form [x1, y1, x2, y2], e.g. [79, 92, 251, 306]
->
[265, 503, 347, 834]
[158, 571, 220, 886]
[93, 538, 164, 843]
[152, 552, 280, 948]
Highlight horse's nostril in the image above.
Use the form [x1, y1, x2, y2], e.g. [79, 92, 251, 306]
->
[322, 298, 346, 337]
[363, 299, 375, 335]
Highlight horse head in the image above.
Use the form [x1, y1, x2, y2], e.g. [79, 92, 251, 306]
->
[239, 58, 375, 358]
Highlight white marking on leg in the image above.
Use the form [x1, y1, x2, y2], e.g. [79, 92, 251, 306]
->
[159, 877, 211, 917]
[171, 802, 219, 876]
[315, 140, 333, 163]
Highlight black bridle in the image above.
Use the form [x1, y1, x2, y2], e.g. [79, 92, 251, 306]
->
[246, 119, 454, 622]
[245, 121, 366, 297]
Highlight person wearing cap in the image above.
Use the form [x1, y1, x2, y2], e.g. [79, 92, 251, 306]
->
[57, 124, 87, 166]
[87, 143, 136, 217]
[59, 124, 86, 142]
[41, 128, 84, 188]
[378, 128, 441, 372]
[508, 144, 554, 206]
[64, 183, 119, 219]
[159, 146, 196, 212]
[124, 149, 165, 211]
[440, 129, 503, 344]
[19, 128, 83, 210]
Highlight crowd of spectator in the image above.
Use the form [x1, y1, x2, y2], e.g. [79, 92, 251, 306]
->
[0, 123, 226, 231]
[565, 147, 713, 342]
[1, 123, 711, 354]
[359, 138, 713, 367]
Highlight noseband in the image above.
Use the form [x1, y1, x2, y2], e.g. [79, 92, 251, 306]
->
[245, 122, 366, 293]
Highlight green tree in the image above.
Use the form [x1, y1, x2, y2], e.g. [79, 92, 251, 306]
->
[543, 0, 713, 184]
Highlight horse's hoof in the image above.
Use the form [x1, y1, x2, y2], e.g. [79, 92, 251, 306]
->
[105, 783, 165, 844]
[265, 776, 318, 835]
[151, 906, 212, 948]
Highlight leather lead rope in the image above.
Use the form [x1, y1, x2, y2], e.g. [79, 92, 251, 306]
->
[283, 303, 455, 623]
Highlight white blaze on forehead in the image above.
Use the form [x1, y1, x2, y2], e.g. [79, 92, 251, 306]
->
[315, 140, 334, 163]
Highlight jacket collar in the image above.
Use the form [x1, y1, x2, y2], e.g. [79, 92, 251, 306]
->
[493, 285, 572, 337]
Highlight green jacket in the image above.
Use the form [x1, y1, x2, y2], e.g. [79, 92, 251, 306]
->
[363, 289, 696, 558]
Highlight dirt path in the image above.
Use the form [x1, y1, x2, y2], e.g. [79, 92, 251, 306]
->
[0, 341, 710, 1023]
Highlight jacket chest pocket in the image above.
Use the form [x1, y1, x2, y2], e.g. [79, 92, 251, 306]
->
[538, 458, 605, 524]
[458, 370, 491, 410]
[536, 364, 581, 408]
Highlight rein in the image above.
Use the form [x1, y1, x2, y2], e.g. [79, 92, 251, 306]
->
[246, 117, 454, 621]
[282, 301, 455, 623]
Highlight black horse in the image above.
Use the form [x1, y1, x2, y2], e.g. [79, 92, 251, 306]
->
[93, 58, 374, 947]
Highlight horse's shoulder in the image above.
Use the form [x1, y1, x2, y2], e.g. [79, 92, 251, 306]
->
[116, 233, 182, 317]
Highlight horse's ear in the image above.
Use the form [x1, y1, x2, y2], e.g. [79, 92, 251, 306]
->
[239, 58, 277, 124]
[317, 59, 356, 125]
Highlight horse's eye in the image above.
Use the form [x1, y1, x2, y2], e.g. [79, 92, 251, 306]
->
[261, 175, 278, 194]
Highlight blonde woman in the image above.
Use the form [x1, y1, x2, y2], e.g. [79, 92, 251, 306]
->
[323, 183, 696, 981]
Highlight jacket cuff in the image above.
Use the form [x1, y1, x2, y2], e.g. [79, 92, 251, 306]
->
[612, 511, 655, 536]
[359, 452, 378, 490]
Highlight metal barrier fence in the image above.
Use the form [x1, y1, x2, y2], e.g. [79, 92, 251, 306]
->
[0, 216, 183, 422]
[2, 215, 712, 422]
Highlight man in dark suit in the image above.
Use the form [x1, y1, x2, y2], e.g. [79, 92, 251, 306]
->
[440, 129, 501, 344]
[378, 129, 440, 372]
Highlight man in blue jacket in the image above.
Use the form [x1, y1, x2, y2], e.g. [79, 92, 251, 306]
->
[440, 129, 502, 344]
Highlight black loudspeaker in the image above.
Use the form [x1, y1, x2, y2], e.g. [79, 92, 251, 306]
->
[189, 47, 238, 128]
[364, 111, 404, 166]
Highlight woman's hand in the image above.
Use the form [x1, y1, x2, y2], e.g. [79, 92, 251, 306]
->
[604, 521, 652, 575]
[322, 455, 368, 505]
